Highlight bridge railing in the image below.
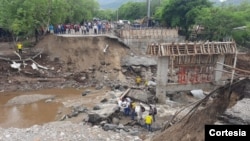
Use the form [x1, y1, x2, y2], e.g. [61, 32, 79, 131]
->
[119, 28, 178, 39]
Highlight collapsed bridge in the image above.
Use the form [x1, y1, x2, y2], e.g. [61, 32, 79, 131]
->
[146, 41, 238, 103]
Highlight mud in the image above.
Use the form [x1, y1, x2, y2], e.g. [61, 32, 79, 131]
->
[0, 87, 111, 128]
[0, 34, 250, 141]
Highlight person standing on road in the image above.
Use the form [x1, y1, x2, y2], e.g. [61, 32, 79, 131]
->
[93, 23, 98, 34]
[17, 42, 23, 54]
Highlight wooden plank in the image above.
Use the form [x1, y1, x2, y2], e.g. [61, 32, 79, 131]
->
[120, 88, 131, 99]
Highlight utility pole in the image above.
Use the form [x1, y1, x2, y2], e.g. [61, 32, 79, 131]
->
[116, 9, 119, 22]
[147, 0, 151, 27]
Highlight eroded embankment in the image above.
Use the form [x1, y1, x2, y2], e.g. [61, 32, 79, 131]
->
[36, 35, 129, 73]
[152, 78, 250, 141]
[0, 34, 132, 91]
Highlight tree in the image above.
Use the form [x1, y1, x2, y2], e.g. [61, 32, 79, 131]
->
[196, 2, 250, 46]
[65, 0, 99, 23]
[160, 0, 212, 38]
[0, 0, 99, 40]
[95, 9, 115, 21]
[118, 2, 146, 20]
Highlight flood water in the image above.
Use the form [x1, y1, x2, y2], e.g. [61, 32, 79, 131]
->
[0, 88, 84, 129]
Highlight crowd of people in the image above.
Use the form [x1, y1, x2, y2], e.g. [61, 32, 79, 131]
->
[117, 96, 157, 132]
[48, 20, 112, 35]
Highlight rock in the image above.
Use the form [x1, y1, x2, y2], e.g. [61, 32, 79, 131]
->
[102, 123, 118, 131]
[127, 89, 148, 103]
[117, 124, 125, 129]
[60, 115, 67, 121]
[224, 99, 250, 124]
[60, 132, 65, 136]
[122, 127, 130, 132]
[113, 106, 120, 113]
[88, 67, 95, 71]
[112, 117, 120, 125]
[93, 105, 101, 110]
[74, 106, 87, 113]
[69, 111, 79, 117]
[129, 130, 139, 136]
[148, 87, 156, 95]
[5, 134, 10, 138]
[82, 90, 91, 96]
[114, 84, 121, 89]
[88, 114, 102, 124]
[113, 67, 120, 71]
[100, 98, 108, 103]
[91, 104, 119, 120]
[123, 85, 129, 89]
[100, 120, 107, 126]
[121, 68, 127, 73]
[80, 77, 86, 81]
[45, 98, 53, 103]
[100, 61, 106, 65]
[95, 85, 103, 90]
[0, 120, 142, 140]
[131, 66, 141, 73]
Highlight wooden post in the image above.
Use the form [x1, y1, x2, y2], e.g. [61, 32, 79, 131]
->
[230, 51, 237, 84]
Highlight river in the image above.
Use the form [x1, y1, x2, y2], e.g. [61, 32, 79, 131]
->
[0, 88, 85, 128]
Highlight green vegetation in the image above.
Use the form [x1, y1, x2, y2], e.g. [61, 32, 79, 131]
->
[156, 0, 212, 38]
[0, 0, 249, 47]
[196, 2, 250, 46]
[0, 0, 99, 38]
[117, 2, 146, 21]
[154, 0, 250, 46]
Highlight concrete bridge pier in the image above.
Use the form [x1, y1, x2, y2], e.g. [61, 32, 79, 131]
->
[156, 56, 169, 103]
[214, 55, 225, 83]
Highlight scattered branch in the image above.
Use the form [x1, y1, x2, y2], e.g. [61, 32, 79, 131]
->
[0, 48, 49, 71]
[14, 51, 22, 60]
[0, 56, 12, 62]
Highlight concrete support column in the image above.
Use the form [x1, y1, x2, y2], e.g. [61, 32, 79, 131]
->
[156, 56, 169, 103]
[214, 55, 225, 82]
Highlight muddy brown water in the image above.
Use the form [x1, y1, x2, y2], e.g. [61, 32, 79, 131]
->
[0, 88, 87, 129]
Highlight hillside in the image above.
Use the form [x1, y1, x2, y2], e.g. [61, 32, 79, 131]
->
[97, 0, 248, 9]
[209, 0, 249, 5]
[224, 0, 250, 5]
[97, 0, 145, 9]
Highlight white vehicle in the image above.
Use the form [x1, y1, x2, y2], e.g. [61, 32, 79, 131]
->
[118, 20, 130, 25]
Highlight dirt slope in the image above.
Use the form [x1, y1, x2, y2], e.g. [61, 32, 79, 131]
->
[0, 35, 131, 91]
[34, 35, 130, 82]
[36, 35, 129, 71]
[151, 79, 250, 141]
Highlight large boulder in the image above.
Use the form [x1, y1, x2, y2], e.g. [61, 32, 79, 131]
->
[127, 89, 148, 103]
[89, 103, 119, 119]
[87, 113, 103, 124]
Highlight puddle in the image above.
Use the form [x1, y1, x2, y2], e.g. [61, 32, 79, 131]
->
[0, 88, 85, 128]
